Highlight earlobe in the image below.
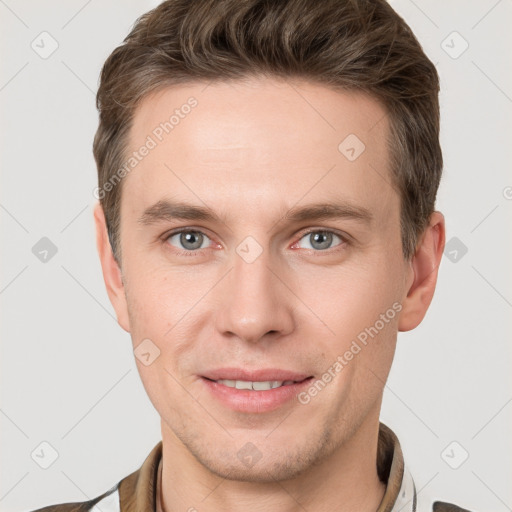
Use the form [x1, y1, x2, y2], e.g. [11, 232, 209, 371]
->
[93, 202, 131, 332]
[398, 211, 445, 332]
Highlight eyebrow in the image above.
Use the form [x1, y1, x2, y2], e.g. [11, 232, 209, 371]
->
[137, 199, 373, 227]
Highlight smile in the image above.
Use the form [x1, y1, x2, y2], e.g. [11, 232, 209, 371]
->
[201, 376, 314, 413]
[209, 378, 303, 390]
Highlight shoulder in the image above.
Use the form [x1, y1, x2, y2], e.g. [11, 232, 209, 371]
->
[25, 484, 118, 512]
[25, 441, 161, 512]
[432, 500, 475, 512]
[26, 501, 95, 512]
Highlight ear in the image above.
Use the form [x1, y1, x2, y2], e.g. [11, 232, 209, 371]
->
[93, 202, 131, 332]
[398, 211, 445, 332]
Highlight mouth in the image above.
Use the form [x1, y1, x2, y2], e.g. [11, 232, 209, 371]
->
[203, 376, 312, 391]
[199, 371, 315, 413]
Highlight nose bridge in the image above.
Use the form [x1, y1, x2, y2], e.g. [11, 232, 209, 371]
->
[214, 237, 294, 343]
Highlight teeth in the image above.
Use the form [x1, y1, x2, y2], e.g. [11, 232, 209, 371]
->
[216, 379, 295, 390]
[253, 381, 274, 391]
[235, 380, 253, 390]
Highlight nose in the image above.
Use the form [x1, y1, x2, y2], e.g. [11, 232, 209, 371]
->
[214, 243, 295, 344]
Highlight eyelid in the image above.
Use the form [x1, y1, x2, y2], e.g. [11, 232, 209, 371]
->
[162, 226, 349, 254]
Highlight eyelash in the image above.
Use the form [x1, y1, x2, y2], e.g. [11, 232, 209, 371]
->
[161, 227, 349, 257]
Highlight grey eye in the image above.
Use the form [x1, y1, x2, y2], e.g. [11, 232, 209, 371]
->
[168, 231, 209, 251]
[298, 231, 342, 251]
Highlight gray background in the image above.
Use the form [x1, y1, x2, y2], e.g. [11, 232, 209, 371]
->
[1, 1, 511, 511]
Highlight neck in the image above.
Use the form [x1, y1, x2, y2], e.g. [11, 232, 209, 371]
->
[158, 410, 386, 512]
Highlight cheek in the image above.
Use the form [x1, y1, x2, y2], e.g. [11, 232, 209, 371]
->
[123, 264, 216, 392]
[305, 263, 400, 333]
[298, 260, 402, 392]
[124, 263, 202, 337]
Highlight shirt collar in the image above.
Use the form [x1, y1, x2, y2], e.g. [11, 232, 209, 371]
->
[376, 422, 417, 512]
[118, 421, 416, 512]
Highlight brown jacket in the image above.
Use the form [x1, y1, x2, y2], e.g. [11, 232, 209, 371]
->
[28, 422, 475, 512]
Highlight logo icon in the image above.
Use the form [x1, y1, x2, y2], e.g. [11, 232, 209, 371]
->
[31, 31, 59, 59]
[134, 338, 161, 366]
[32, 237, 58, 263]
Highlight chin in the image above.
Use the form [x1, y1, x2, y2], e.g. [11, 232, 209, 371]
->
[203, 457, 315, 483]
[186, 434, 336, 484]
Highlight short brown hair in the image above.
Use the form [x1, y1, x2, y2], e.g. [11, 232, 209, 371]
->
[93, 0, 442, 264]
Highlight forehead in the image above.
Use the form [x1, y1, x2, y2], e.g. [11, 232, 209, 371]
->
[122, 77, 396, 221]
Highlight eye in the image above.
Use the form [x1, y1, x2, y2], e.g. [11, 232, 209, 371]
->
[163, 228, 347, 256]
[166, 229, 212, 252]
[294, 230, 345, 251]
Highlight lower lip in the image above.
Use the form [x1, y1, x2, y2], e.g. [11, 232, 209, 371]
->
[200, 377, 314, 413]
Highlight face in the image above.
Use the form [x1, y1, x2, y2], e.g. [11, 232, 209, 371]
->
[101, 77, 418, 482]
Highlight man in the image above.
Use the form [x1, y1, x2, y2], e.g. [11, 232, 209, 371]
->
[31, 0, 474, 510]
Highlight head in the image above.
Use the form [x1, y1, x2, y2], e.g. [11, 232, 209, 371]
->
[93, 0, 445, 482]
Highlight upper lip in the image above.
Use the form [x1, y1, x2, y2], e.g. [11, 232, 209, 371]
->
[202, 368, 313, 382]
